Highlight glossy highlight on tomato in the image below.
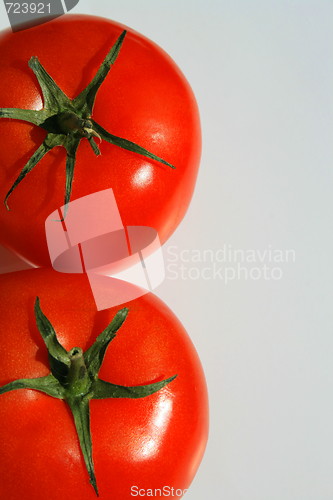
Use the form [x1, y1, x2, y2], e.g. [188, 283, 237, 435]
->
[0, 268, 208, 499]
[0, 14, 201, 267]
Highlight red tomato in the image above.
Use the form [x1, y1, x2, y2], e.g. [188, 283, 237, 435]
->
[0, 268, 208, 499]
[0, 14, 201, 267]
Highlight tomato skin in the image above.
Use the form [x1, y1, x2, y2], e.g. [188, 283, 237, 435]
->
[0, 268, 208, 499]
[0, 14, 201, 267]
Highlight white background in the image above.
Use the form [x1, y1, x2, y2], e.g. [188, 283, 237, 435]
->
[0, 1, 333, 499]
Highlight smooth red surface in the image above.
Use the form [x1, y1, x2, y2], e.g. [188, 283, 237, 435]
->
[0, 15, 201, 267]
[0, 269, 208, 499]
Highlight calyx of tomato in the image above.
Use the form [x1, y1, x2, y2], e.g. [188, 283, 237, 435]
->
[0, 30, 174, 215]
[0, 298, 177, 496]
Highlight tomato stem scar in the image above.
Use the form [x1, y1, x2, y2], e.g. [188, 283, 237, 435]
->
[0, 30, 175, 214]
[0, 298, 177, 496]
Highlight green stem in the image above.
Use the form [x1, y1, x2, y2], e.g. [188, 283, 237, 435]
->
[0, 30, 174, 213]
[66, 348, 91, 395]
[67, 397, 98, 496]
[0, 298, 177, 496]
